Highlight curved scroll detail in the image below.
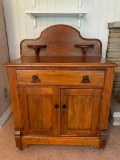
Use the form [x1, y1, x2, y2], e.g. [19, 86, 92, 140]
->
[20, 24, 102, 57]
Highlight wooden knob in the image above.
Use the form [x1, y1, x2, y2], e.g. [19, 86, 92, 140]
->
[62, 104, 66, 109]
[55, 104, 59, 108]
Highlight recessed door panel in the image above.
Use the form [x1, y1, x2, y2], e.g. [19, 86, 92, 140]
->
[61, 89, 102, 136]
[67, 95, 93, 130]
[19, 87, 60, 136]
[28, 94, 53, 130]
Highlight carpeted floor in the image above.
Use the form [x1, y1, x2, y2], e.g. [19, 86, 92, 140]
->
[0, 115, 120, 160]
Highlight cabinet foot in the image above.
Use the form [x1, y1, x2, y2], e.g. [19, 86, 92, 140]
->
[15, 129, 23, 149]
[19, 147, 25, 151]
[100, 129, 107, 149]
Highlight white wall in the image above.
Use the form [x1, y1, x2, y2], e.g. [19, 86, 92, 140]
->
[3, 0, 120, 60]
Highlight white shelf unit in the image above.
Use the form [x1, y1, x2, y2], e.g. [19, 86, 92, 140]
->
[25, 11, 87, 28]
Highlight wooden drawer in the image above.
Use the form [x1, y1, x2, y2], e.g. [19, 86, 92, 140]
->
[16, 70, 104, 87]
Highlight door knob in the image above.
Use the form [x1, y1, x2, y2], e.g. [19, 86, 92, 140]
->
[62, 104, 66, 109]
[55, 104, 59, 108]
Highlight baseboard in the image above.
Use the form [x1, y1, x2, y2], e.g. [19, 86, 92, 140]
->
[0, 105, 12, 128]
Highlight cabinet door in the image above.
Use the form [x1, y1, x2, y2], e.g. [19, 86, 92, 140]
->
[61, 89, 102, 136]
[19, 87, 60, 136]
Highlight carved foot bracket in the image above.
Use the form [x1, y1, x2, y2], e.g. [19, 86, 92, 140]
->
[100, 129, 107, 149]
[15, 129, 23, 149]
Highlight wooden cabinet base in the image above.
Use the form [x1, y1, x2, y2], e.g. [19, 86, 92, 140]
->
[17, 129, 107, 149]
[20, 136, 101, 149]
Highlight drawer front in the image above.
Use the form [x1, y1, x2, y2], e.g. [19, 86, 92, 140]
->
[16, 70, 104, 87]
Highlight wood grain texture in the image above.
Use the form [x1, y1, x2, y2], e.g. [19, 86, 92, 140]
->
[100, 67, 115, 129]
[21, 136, 100, 148]
[7, 68, 21, 129]
[20, 25, 102, 57]
[19, 87, 60, 136]
[16, 70, 105, 87]
[61, 89, 102, 136]
[7, 68, 22, 147]
[4, 56, 117, 67]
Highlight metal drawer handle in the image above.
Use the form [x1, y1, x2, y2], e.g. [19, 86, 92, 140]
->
[81, 75, 91, 83]
[31, 75, 41, 83]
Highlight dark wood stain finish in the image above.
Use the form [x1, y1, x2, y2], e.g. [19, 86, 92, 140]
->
[20, 24, 102, 57]
[4, 25, 117, 149]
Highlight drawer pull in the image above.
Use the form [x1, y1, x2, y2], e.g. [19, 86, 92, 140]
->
[55, 104, 59, 108]
[81, 75, 91, 83]
[31, 75, 41, 83]
[62, 104, 66, 109]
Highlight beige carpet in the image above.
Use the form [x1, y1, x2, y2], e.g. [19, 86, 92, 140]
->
[0, 115, 120, 160]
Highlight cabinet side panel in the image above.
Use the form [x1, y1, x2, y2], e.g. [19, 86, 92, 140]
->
[100, 67, 115, 129]
[7, 67, 21, 129]
[7, 67, 22, 148]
